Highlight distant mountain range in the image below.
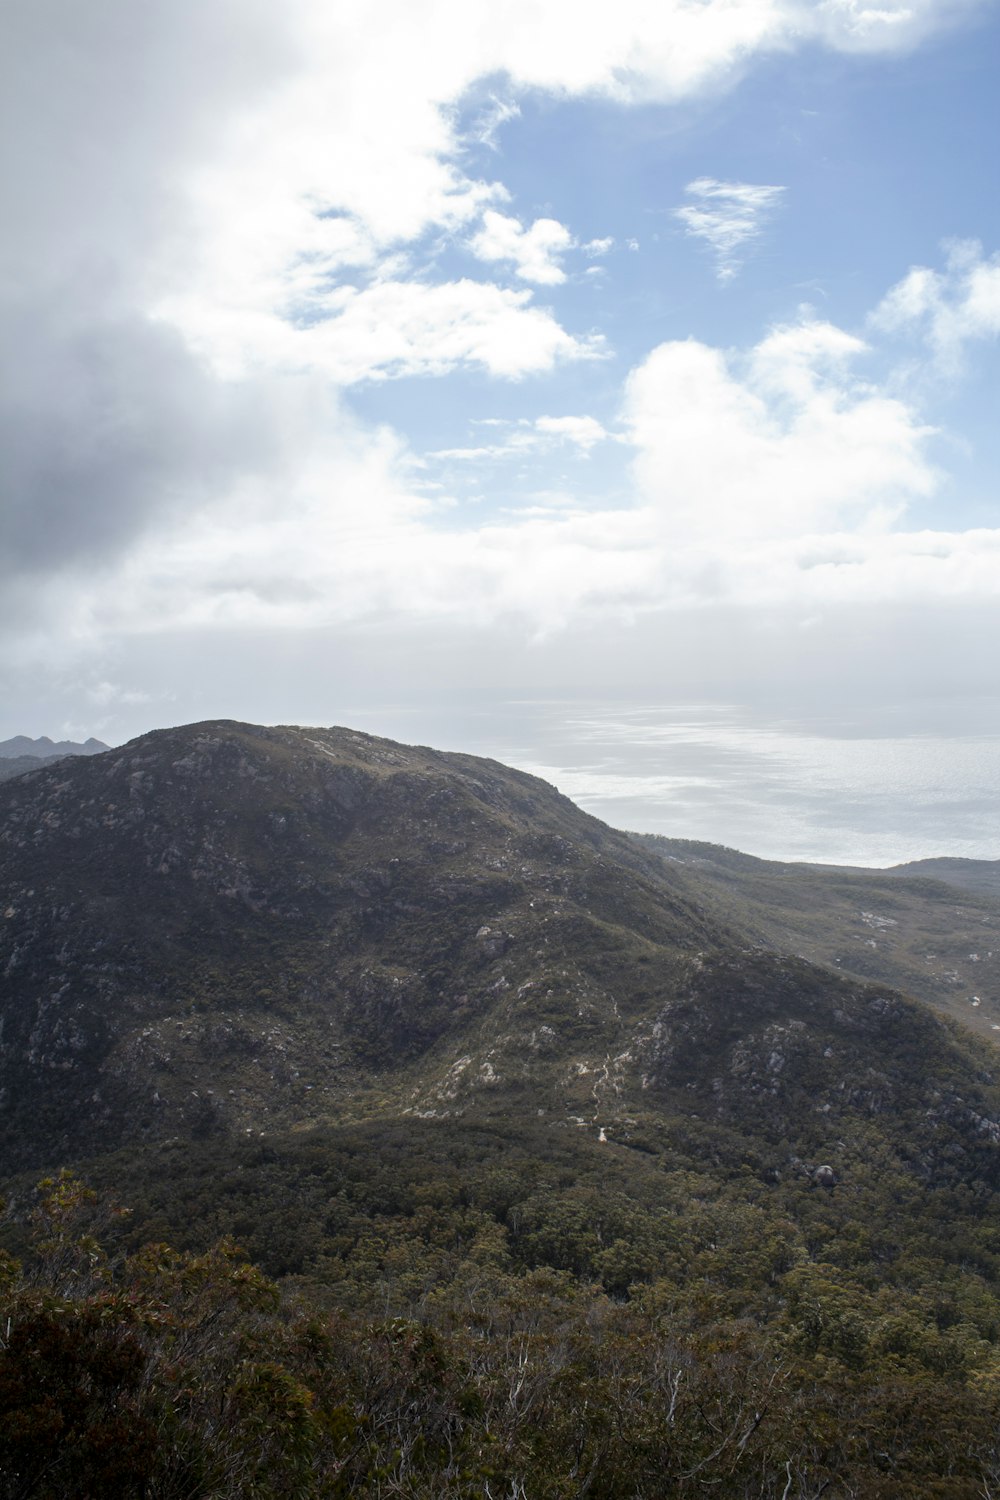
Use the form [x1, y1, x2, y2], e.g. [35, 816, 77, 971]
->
[0, 734, 110, 758]
[0, 734, 110, 785]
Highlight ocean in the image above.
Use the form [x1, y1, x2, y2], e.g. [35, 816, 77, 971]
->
[355, 699, 1000, 868]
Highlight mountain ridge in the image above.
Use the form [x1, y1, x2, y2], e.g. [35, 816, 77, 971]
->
[0, 733, 110, 758]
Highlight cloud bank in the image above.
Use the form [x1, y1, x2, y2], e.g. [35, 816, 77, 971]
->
[0, 0, 996, 741]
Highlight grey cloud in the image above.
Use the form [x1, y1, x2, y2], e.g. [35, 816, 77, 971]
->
[0, 1, 297, 580]
[1, 1, 286, 287]
[0, 289, 284, 578]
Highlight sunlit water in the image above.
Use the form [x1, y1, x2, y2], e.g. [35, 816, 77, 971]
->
[345, 700, 1000, 867]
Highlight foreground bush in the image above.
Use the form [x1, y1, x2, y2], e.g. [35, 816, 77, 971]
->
[3, 1174, 1000, 1498]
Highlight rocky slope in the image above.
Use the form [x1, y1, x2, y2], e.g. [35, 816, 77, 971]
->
[0, 757, 57, 785]
[2, 720, 1000, 1212]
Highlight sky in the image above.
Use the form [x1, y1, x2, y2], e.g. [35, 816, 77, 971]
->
[2, 0, 999, 860]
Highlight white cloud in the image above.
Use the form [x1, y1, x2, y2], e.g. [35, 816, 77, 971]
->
[624, 316, 937, 540]
[675, 178, 785, 280]
[7, 253, 997, 680]
[429, 414, 610, 461]
[469, 210, 575, 284]
[159, 277, 601, 383]
[9, 0, 965, 396]
[534, 415, 610, 450]
[468, 95, 522, 150]
[810, 0, 985, 52]
[583, 237, 615, 257]
[21, 290, 994, 673]
[38, 480, 1000, 670]
[86, 680, 153, 707]
[871, 240, 1000, 372]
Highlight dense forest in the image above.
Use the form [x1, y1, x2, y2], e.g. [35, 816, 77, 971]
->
[6, 1116, 1000, 1499]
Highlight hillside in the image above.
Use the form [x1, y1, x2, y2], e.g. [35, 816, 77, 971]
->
[633, 833, 1000, 1040]
[890, 855, 1000, 900]
[0, 756, 59, 785]
[5, 721, 1000, 1496]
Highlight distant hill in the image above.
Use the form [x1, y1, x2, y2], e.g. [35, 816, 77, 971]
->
[0, 734, 110, 758]
[889, 855, 1000, 900]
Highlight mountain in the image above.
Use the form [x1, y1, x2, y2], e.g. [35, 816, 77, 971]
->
[2, 718, 999, 1182]
[633, 833, 1000, 1040]
[0, 718, 724, 1169]
[5, 720, 1000, 1495]
[0, 735, 111, 786]
[0, 734, 110, 758]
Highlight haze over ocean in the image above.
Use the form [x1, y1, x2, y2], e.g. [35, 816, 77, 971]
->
[317, 697, 999, 867]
